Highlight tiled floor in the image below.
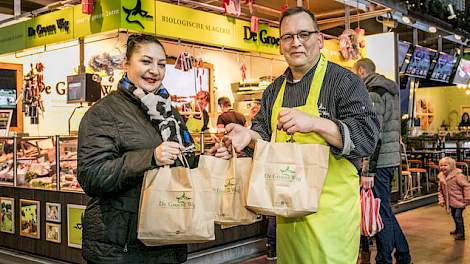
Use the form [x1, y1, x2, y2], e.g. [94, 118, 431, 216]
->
[240, 204, 470, 264]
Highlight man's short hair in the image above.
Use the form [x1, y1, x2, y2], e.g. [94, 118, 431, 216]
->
[279, 7, 318, 31]
[217, 97, 231, 107]
[354, 58, 376, 75]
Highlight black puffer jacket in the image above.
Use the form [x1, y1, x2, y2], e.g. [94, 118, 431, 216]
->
[77, 86, 191, 264]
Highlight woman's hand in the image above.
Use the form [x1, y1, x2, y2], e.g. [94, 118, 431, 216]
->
[155, 142, 184, 166]
[206, 141, 231, 160]
[224, 123, 254, 153]
[214, 143, 231, 160]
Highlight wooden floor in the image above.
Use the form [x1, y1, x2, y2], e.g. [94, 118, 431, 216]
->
[240, 204, 470, 264]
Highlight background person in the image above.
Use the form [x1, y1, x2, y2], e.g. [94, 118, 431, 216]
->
[353, 58, 411, 264]
[459, 112, 470, 129]
[216, 96, 246, 132]
[438, 157, 470, 240]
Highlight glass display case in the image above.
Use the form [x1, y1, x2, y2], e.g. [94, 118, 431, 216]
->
[15, 136, 56, 189]
[0, 135, 82, 192]
[0, 137, 14, 185]
[57, 135, 81, 192]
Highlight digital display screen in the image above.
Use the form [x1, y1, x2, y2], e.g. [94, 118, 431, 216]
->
[452, 58, 470, 85]
[398, 41, 410, 69]
[430, 53, 457, 83]
[405, 46, 437, 78]
[67, 82, 83, 102]
[0, 70, 16, 109]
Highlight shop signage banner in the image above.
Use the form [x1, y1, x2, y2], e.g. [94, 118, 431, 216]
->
[155, 1, 280, 55]
[121, 0, 155, 34]
[25, 8, 74, 47]
[0, 23, 26, 54]
[74, 0, 121, 38]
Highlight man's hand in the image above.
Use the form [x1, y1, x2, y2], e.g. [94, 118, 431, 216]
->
[155, 142, 184, 166]
[224, 123, 253, 153]
[438, 201, 445, 207]
[360, 176, 374, 189]
[277, 108, 316, 134]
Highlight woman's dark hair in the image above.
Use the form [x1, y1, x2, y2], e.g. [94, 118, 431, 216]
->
[126, 34, 166, 59]
[461, 112, 470, 122]
[279, 7, 318, 30]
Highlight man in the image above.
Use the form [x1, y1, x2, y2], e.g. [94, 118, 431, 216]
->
[185, 90, 209, 133]
[353, 58, 412, 264]
[225, 7, 380, 263]
[216, 96, 246, 131]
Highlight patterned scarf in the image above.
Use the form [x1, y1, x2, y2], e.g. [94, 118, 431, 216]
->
[118, 76, 193, 149]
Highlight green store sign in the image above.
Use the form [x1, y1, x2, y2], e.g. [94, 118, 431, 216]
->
[0, 0, 279, 55]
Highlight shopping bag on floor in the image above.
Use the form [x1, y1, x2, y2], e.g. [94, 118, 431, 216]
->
[217, 152, 259, 225]
[138, 156, 215, 245]
[246, 133, 330, 217]
[360, 188, 384, 237]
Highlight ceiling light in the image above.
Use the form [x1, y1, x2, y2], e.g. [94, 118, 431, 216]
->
[428, 26, 437, 33]
[402, 16, 411, 24]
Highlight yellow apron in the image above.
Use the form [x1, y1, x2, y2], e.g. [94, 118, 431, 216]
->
[186, 114, 204, 133]
[271, 55, 360, 264]
[186, 110, 204, 152]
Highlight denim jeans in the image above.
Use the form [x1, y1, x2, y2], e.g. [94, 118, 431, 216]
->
[450, 207, 465, 236]
[267, 216, 276, 246]
[373, 167, 411, 264]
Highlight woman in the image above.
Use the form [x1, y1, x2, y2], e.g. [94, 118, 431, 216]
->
[77, 34, 229, 264]
[459, 112, 470, 129]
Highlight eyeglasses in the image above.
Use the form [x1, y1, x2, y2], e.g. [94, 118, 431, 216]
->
[280, 30, 319, 43]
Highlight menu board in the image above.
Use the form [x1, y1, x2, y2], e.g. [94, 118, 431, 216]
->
[405, 46, 437, 78]
[0, 70, 17, 127]
[430, 53, 457, 83]
[452, 58, 470, 85]
[0, 110, 12, 136]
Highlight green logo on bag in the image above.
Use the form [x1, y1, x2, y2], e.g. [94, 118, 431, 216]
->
[224, 178, 241, 193]
[273, 201, 289, 208]
[159, 192, 194, 209]
[264, 166, 300, 183]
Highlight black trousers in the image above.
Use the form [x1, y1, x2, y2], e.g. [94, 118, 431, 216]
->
[450, 207, 465, 236]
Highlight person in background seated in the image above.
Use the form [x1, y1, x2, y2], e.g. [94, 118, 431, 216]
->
[438, 157, 470, 240]
[459, 112, 470, 130]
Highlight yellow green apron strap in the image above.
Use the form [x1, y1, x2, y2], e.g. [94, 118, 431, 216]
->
[305, 54, 327, 111]
[271, 54, 328, 144]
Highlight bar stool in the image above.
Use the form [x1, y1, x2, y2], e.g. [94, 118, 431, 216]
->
[400, 141, 422, 199]
[426, 162, 440, 183]
[456, 161, 469, 177]
[408, 167, 429, 194]
[408, 159, 422, 168]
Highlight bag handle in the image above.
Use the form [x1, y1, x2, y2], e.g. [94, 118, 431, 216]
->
[178, 154, 190, 168]
[231, 145, 238, 177]
[270, 129, 295, 143]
